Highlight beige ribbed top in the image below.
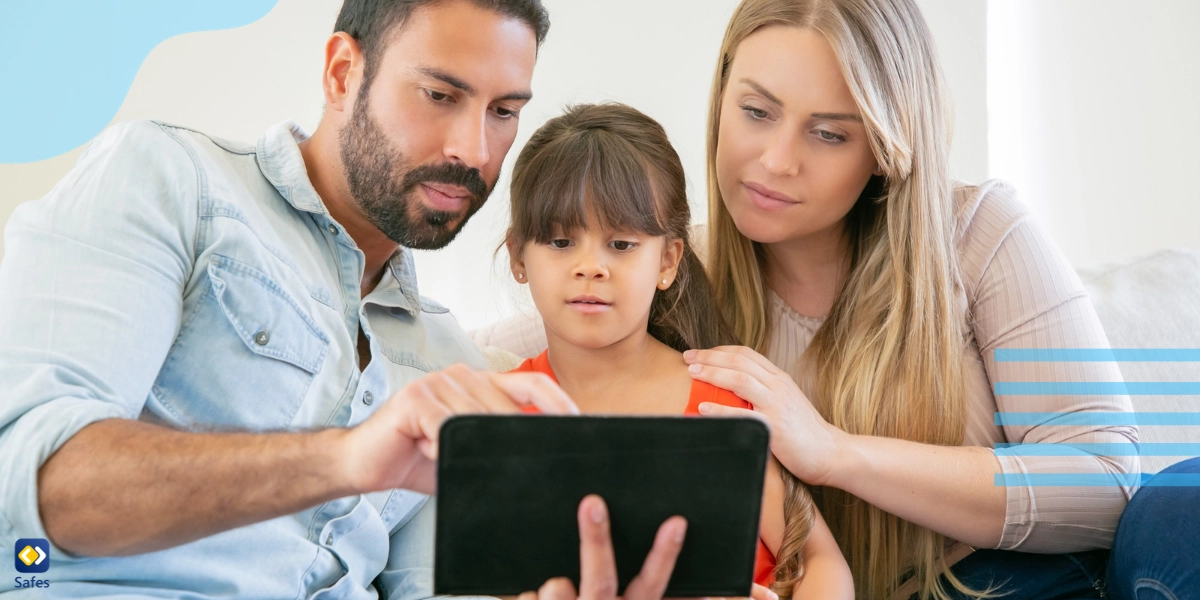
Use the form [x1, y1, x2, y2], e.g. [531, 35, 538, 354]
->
[471, 180, 1139, 554]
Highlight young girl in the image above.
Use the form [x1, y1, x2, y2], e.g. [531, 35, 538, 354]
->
[503, 103, 853, 599]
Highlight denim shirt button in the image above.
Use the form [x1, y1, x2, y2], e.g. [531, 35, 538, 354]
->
[254, 329, 270, 346]
[327, 223, 338, 235]
[325, 533, 333, 545]
[363, 391, 373, 406]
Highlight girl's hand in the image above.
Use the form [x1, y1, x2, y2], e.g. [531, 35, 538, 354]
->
[683, 346, 845, 486]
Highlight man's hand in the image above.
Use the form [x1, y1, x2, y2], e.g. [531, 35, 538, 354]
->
[517, 496, 781, 600]
[519, 495, 686, 600]
[337, 364, 578, 495]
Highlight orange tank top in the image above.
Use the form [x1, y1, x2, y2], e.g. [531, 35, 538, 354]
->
[510, 351, 778, 586]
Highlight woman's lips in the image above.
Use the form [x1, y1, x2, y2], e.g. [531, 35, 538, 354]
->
[743, 182, 800, 211]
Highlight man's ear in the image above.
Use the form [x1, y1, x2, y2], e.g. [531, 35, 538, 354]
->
[658, 238, 685, 289]
[506, 236, 527, 284]
[322, 32, 365, 113]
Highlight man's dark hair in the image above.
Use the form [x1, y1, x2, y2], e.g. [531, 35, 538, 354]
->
[334, 0, 549, 86]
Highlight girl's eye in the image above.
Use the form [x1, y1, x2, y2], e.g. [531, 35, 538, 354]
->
[740, 105, 769, 120]
[549, 239, 571, 249]
[610, 240, 637, 251]
[815, 129, 847, 143]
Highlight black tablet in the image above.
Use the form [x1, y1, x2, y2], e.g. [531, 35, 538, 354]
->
[433, 415, 770, 597]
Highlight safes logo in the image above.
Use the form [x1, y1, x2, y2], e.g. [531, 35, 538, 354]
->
[14, 539, 49, 573]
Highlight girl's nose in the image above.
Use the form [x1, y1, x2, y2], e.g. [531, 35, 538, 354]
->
[573, 252, 608, 280]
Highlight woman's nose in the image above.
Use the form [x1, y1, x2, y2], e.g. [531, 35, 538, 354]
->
[760, 130, 802, 177]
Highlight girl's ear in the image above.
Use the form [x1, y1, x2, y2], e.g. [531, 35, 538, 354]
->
[506, 236, 528, 284]
[658, 238, 685, 290]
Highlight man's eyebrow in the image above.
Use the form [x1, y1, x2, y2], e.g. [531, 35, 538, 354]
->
[416, 67, 532, 102]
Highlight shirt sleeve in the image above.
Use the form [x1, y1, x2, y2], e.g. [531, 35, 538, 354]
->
[0, 120, 199, 548]
[964, 182, 1139, 552]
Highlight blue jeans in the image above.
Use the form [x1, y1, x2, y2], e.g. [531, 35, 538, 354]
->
[929, 548, 1109, 599]
[1107, 456, 1200, 600]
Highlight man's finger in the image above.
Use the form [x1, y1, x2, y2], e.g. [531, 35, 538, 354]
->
[623, 515, 687, 600]
[577, 495, 619, 600]
[487, 371, 580, 415]
[442, 364, 522, 414]
[749, 583, 779, 600]
[538, 577, 577, 600]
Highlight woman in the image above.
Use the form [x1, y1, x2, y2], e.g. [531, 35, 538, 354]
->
[682, 0, 1140, 599]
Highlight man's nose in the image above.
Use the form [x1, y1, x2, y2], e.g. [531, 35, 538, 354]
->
[443, 109, 490, 170]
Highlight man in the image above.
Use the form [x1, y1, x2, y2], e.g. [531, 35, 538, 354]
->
[0, 1, 691, 598]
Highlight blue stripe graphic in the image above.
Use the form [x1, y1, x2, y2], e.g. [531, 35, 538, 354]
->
[995, 473, 1200, 486]
[995, 412, 1200, 426]
[994, 443, 1200, 456]
[994, 349, 1200, 362]
[994, 382, 1200, 395]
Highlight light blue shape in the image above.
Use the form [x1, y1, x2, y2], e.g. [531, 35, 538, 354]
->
[994, 443, 1200, 457]
[0, 0, 278, 164]
[994, 382, 1200, 396]
[995, 473, 1200, 487]
[994, 348, 1200, 362]
[995, 412, 1200, 426]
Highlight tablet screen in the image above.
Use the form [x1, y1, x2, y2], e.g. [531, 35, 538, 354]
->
[434, 415, 769, 597]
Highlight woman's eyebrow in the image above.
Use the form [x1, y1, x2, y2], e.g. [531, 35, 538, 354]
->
[738, 78, 783, 106]
[738, 78, 862, 121]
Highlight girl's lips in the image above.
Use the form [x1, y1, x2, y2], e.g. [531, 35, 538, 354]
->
[567, 298, 611, 314]
[743, 182, 800, 211]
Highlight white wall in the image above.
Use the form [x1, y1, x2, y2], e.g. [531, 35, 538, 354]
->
[2, 0, 1193, 332]
[988, 0, 1200, 268]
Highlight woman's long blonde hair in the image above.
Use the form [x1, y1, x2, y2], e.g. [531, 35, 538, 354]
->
[705, 1, 972, 598]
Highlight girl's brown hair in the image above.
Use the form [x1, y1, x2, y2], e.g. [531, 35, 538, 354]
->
[507, 102, 735, 353]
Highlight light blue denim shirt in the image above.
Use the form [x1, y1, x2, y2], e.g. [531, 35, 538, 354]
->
[0, 120, 485, 598]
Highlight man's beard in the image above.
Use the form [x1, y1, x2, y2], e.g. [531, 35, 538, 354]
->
[338, 88, 491, 250]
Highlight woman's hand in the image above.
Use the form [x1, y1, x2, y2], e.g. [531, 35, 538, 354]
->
[683, 346, 845, 486]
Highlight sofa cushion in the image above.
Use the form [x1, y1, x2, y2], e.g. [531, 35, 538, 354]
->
[1078, 249, 1200, 473]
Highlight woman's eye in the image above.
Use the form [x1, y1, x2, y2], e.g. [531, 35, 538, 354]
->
[815, 129, 846, 143]
[610, 240, 637, 251]
[740, 105, 769, 120]
[549, 239, 571, 249]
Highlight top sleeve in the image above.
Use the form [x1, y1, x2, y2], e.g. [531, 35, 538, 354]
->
[961, 182, 1139, 552]
[0, 121, 200, 546]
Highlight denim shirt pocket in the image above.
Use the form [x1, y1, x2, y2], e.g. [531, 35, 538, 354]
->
[150, 255, 329, 431]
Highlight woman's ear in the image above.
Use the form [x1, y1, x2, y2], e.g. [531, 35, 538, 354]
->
[506, 237, 527, 284]
[658, 238, 685, 290]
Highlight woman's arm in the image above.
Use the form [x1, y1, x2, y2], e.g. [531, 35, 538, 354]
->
[690, 347, 1006, 548]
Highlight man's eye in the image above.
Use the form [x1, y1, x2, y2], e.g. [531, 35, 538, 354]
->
[549, 239, 571, 249]
[425, 89, 451, 102]
[494, 106, 519, 120]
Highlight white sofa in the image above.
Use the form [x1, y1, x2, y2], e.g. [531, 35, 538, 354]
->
[1078, 249, 1200, 473]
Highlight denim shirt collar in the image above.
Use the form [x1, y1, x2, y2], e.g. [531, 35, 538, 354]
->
[256, 121, 425, 314]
